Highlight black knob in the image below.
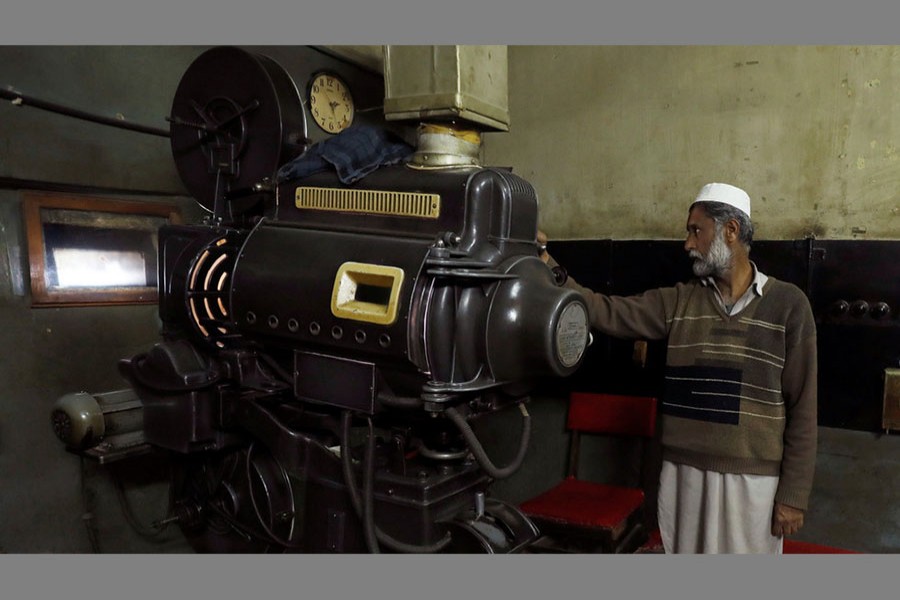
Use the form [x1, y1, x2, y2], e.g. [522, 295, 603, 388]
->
[551, 266, 568, 286]
[830, 300, 850, 317]
[871, 301, 891, 319]
[850, 300, 870, 317]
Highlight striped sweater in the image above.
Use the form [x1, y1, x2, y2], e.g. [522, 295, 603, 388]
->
[561, 269, 817, 510]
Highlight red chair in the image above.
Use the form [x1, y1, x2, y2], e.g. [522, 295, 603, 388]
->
[521, 392, 658, 553]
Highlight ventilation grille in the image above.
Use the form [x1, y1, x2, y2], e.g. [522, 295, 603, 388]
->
[495, 170, 537, 202]
[186, 237, 238, 349]
[295, 186, 441, 219]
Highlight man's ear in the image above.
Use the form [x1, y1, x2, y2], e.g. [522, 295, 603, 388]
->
[724, 218, 740, 243]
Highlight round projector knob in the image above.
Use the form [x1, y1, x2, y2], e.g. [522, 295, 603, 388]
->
[849, 300, 870, 317]
[830, 300, 850, 317]
[871, 301, 891, 319]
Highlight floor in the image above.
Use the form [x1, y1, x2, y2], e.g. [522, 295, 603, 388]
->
[798, 426, 900, 553]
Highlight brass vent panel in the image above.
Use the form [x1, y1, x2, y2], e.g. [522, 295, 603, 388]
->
[295, 186, 440, 219]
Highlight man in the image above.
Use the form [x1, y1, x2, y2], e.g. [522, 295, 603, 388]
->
[539, 182, 817, 553]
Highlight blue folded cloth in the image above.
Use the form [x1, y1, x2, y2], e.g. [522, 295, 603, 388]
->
[276, 124, 414, 184]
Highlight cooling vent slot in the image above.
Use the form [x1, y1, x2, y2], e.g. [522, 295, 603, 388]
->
[186, 237, 238, 348]
[295, 186, 441, 219]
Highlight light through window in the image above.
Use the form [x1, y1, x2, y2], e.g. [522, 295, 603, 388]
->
[51, 248, 148, 289]
[23, 192, 179, 306]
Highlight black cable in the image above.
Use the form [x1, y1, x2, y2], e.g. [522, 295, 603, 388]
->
[154, 460, 177, 533]
[444, 402, 531, 480]
[79, 457, 101, 553]
[362, 417, 380, 553]
[340, 413, 365, 508]
[340, 411, 452, 553]
[188, 459, 235, 536]
[111, 469, 172, 543]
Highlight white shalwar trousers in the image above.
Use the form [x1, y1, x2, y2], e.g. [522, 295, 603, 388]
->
[657, 460, 784, 554]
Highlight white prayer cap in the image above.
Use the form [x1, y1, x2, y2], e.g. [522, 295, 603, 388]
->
[692, 182, 751, 218]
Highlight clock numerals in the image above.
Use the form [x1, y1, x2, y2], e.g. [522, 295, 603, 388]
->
[309, 72, 354, 135]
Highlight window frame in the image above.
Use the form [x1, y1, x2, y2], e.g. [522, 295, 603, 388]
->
[23, 191, 181, 307]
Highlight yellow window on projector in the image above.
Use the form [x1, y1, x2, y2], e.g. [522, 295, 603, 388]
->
[331, 262, 405, 326]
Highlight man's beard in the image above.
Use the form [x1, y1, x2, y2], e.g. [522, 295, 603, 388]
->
[690, 229, 732, 277]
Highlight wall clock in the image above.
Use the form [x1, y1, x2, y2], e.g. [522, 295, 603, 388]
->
[308, 71, 355, 134]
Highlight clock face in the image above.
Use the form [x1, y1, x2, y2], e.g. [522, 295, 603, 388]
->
[308, 72, 355, 134]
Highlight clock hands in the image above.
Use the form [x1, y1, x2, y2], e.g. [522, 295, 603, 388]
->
[318, 91, 345, 132]
[310, 73, 354, 133]
[320, 89, 339, 115]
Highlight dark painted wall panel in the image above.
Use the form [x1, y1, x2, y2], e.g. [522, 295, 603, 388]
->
[548, 238, 900, 433]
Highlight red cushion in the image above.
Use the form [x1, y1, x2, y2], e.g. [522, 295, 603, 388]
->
[568, 392, 657, 437]
[783, 540, 860, 554]
[520, 476, 644, 533]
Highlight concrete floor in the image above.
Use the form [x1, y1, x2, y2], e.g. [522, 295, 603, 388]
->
[798, 427, 900, 553]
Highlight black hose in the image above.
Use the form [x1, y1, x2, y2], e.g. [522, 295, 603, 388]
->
[362, 417, 380, 554]
[376, 392, 424, 410]
[444, 402, 531, 480]
[340, 411, 452, 553]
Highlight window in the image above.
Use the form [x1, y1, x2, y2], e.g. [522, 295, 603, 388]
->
[23, 192, 181, 307]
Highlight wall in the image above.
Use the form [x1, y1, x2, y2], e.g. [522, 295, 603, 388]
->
[0, 45, 387, 553]
[0, 46, 199, 553]
[484, 45, 900, 241]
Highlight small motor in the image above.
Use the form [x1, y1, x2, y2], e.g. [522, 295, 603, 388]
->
[51, 389, 149, 462]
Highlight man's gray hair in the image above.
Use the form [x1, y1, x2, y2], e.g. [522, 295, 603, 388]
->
[693, 200, 754, 248]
